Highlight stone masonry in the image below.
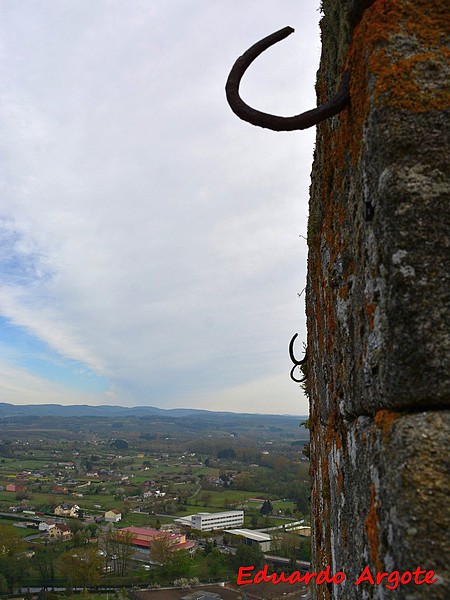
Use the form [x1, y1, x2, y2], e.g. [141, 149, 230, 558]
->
[306, 1, 449, 598]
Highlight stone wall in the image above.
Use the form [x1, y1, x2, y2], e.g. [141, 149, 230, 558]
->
[306, 1, 449, 598]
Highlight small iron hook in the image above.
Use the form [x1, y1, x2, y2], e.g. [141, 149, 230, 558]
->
[289, 333, 308, 383]
[226, 26, 350, 131]
[289, 332, 307, 366]
[290, 364, 307, 384]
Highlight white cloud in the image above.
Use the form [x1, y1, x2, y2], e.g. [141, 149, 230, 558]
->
[0, 0, 318, 414]
[0, 358, 113, 405]
[181, 371, 308, 416]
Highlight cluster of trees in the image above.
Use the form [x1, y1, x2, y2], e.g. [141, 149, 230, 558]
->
[57, 547, 104, 590]
[109, 438, 129, 450]
[152, 534, 225, 577]
[0, 525, 25, 592]
[0, 524, 137, 592]
[0, 521, 311, 591]
[234, 543, 265, 571]
[270, 532, 311, 562]
[232, 464, 310, 512]
[216, 448, 236, 460]
[104, 531, 134, 575]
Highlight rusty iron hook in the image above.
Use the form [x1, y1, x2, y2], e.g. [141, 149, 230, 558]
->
[289, 333, 307, 383]
[290, 364, 307, 384]
[226, 26, 350, 131]
[289, 332, 307, 366]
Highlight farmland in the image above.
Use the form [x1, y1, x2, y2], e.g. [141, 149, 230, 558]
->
[0, 407, 310, 594]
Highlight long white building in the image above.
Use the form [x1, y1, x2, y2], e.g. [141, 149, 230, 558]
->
[175, 510, 244, 531]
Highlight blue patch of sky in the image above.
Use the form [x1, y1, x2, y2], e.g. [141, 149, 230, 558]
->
[0, 316, 109, 393]
[0, 227, 47, 286]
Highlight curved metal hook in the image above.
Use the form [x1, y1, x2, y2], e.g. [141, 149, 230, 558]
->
[225, 26, 350, 131]
[290, 364, 307, 384]
[289, 333, 308, 383]
[289, 333, 307, 366]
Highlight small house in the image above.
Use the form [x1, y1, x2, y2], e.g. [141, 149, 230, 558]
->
[104, 509, 122, 523]
[54, 503, 79, 518]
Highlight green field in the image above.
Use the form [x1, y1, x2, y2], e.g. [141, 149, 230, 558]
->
[0, 518, 36, 536]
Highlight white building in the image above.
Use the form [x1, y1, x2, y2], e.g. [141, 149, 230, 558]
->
[224, 528, 272, 552]
[176, 510, 244, 531]
[104, 509, 122, 523]
[39, 520, 56, 532]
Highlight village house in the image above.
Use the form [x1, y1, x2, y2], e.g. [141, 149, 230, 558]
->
[57, 462, 75, 469]
[39, 520, 57, 532]
[6, 483, 26, 493]
[104, 508, 122, 523]
[54, 503, 79, 518]
[56, 523, 73, 541]
[206, 476, 223, 487]
[48, 523, 73, 541]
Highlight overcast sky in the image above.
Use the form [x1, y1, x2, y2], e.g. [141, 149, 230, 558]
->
[0, 0, 321, 415]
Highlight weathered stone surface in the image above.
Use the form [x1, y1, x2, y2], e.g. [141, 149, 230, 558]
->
[311, 411, 449, 599]
[307, 1, 449, 598]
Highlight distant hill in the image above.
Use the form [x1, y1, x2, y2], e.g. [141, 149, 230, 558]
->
[0, 401, 304, 420]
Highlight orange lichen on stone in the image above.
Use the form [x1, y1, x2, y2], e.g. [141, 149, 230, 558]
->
[374, 409, 401, 440]
[370, 46, 450, 112]
[365, 300, 376, 330]
[365, 482, 382, 572]
[332, 0, 449, 169]
[349, 0, 449, 115]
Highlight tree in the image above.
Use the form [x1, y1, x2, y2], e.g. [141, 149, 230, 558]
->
[67, 519, 85, 534]
[34, 545, 59, 589]
[270, 532, 282, 556]
[72, 528, 89, 547]
[103, 530, 134, 576]
[206, 547, 223, 578]
[217, 448, 236, 460]
[149, 534, 176, 565]
[0, 442, 12, 457]
[15, 491, 29, 502]
[109, 439, 128, 451]
[87, 523, 98, 538]
[0, 575, 7, 594]
[259, 500, 273, 516]
[282, 533, 298, 564]
[164, 549, 192, 579]
[297, 538, 311, 561]
[203, 540, 213, 555]
[200, 492, 212, 507]
[295, 494, 309, 515]
[234, 543, 264, 572]
[115, 487, 126, 499]
[57, 546, 103, 589]
[0, 524, 27, 591]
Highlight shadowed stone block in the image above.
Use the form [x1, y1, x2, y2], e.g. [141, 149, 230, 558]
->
[311, 411, 449, 599]
[307, 1, 449, 598]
